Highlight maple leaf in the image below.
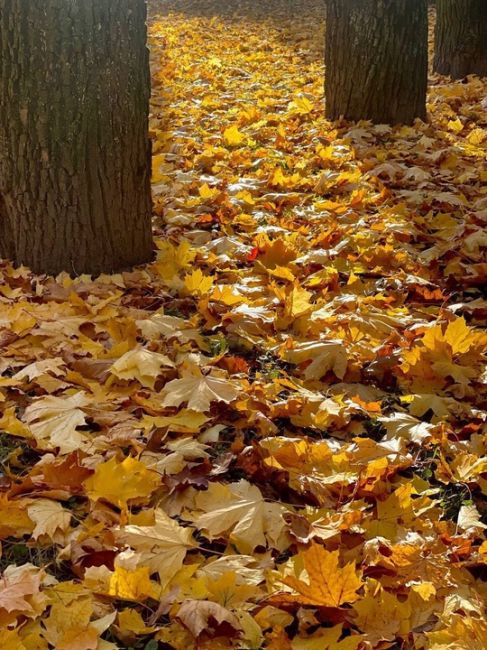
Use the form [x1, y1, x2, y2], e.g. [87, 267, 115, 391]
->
[136, 312, 203, 345]
[23, 391, 91, 454]
[199, 182, 220, 200]
[3, 629, 28, 650]
[378, 412, 436, 443]
[197, 554, 267, 586]
[425, 317, 486, 355]
[41, 584, 116, 649]
[457, 503, 487, 532]
[0, 406, 32, 439]
[275, 543, 363, 607]
[426, 615, 487, 650]
[27, 499, 71, 541]
[285, 285, 313, 319]
[2, 6, 487, 649]
[292, 625, 363, 650]
[352, 580, 436, 644]
[110, 347, 175, 389]
[108, 566, 160, 601]
[141, 409, 209, 434]
[160, 368, 239, 412]
[210, 285, 247, 306]
[189, 480, 289, 553]
[117, 609, 157, 638]
[184, 269, 214, 296]
[153, 240, 196, 280]
[223, 125, 246, 147]
[177, 599, 241, 638]
[116, 510, 196, 584]
[288, 95, 313, 115]
[0, 497, 34, 537]
[83, 456, 160, 509]
[13, 357, 65, 381]
[282, 340, 348, 380]
[0, 564, 48, 625]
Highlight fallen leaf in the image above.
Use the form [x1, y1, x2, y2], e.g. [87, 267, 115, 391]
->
[276, 543, 363, 607]
[83, 456, 160, 509]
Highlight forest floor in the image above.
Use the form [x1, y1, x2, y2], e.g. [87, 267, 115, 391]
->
[0, 1, 486, 649]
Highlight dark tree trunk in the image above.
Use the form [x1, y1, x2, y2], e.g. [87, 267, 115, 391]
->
[434, 0, 487, 78]
[0, 0, 153, 276]
[325, 0, 428, 124]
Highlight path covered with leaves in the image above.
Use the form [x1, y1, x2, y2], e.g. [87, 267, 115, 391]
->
[0, 1, 486, 648]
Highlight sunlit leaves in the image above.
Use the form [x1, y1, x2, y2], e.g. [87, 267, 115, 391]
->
[0, 1, 485, 649]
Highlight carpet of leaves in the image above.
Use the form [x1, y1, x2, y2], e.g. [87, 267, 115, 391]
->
[0, 1, 486, 649]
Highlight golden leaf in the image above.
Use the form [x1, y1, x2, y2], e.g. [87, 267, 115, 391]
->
[83, 456, 160, 509]
[109, 566, 161, 601]
[184, 269, 214, 296]
[277, 544, 363, 607]
[223, 125, 246, 147]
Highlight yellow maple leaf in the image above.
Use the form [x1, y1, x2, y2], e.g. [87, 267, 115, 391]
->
[0, 406, 32, 439]
[154, 240, 196, 280]
[117, 609, 157, 637]
[467, 127, 486, 145]
[160, 368, 239, 412]
[223, 125, 246, 146]
[285, 286, 313, 318]
[268, 265, 295, 282]
[235, 189, 255, 205]
[84, 456, 160, 509]
[210, 285, 247, 306]
[447, 118, 463, 132]
[184, 269, 214, 296]
[109, 566, 160, 601]
[291, 625, 363, 649]
[277, 543, 363, 607]
[0, 497, 34, 537]
[141, 409, 209, 434]
[288, 96, 313, 115]
[3, 630, 27, 650]
[109, 347, 175, 389]
[442, 317, 486, 354]
[427, 615, 487, 650]
[199, 182, 220, 200]
[282, 340, 348, 380]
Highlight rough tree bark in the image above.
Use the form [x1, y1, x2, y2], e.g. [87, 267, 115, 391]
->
[325, 0, 428, 124]
[434, 0, 487, 78]
[0, 0, 153, 276]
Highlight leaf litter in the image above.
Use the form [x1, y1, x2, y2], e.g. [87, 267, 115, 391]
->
[0, 0, 486, 648]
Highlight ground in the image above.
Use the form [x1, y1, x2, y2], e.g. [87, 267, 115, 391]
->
[0, 1, 486, 649]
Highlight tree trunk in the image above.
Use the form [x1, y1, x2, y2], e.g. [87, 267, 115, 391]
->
[325, 0, 428, 124]
[0, 0, 153, 276]
[434, 0, 487, 78]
